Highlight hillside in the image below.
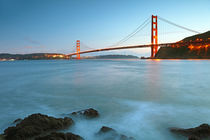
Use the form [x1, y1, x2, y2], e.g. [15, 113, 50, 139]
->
[83, 55, 139, 59]
[0, 53, 69, 60]
[0, 53, 139, 60]
[182, 31, 210, 42]
[155, 31, 210, 59]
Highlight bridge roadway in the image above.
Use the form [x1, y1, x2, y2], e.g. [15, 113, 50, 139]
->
[67, 40, 210, 56]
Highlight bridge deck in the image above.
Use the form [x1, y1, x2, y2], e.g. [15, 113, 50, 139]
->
[67, 40, 210, 56]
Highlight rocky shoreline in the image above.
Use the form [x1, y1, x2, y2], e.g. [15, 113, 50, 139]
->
[170, 124, 210, 140]
[1, 108, 209, 140]
[0, 108, 134, 140]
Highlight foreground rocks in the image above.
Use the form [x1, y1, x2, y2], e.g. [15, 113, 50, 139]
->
[71, 108, 99, 118]
[0, 134, 5, 140]
[188, 135, 201, 140]
[3, 113, 74, 140]
[170, 123, 210, 140]
[12, 118, 22, 124]
[35, 132, 84, 140]
[1, 108, 138, 140]
[97, 126, 135, 140]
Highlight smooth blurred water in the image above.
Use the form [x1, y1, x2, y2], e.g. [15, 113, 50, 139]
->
[1, 59, 210, 140]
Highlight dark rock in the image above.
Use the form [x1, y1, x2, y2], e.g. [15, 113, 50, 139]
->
[71, 108, 99, 118]
[0, 134, 5, 140]
[4, 113, 74, 140]
[98, 126, 116, 133]
[97, 126, 135, 140]
[13, 118, 22, 124]
[35, 132, 84, 140]
[188, 135, 201, 140]
[170, 123, 210, 139]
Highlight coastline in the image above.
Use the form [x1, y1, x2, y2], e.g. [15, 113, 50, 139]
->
[1, 110, 209, 140]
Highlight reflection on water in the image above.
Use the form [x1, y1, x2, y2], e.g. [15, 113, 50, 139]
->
[0, 59, 210, 140]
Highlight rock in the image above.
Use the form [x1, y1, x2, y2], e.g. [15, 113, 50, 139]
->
[170, 123, 210, 139]
[0, 134, 5, 140]
[71, 108, 99, 118]
[12, 118, 22, 124]
[188, 135, 201, 140]
[97, 126, 135, 140]
[35, 132, 84, 140]
[98, 126, 116, 133]
[4, 113, 74, 140]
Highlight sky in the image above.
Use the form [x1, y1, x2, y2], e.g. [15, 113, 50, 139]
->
[0, 0, 209, 56]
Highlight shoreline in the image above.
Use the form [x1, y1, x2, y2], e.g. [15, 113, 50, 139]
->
[1, 110, 209, 140]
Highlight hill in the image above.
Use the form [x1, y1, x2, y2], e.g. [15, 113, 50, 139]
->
[182, 31, 210, 42]
[0, 53, 139, 60]
[83, 55, 139, 59]
[0, 53, 69, 60]
[155, 31, 210, 59]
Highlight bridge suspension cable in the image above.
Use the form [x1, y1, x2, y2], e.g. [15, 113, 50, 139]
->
[68, 45, 76, 54]
[158, 16, 200, 34]
[113, 17, 151, 46]
[80, 42, 95, 51]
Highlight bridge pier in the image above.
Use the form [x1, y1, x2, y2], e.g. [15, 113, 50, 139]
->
[76, 40, 80, 59]
[151, 15, 158, 58]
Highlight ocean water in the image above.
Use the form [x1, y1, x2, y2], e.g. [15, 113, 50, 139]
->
[0, 59, 210, 140]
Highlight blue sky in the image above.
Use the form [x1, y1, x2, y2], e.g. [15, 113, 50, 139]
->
[0, 0, 209, 56]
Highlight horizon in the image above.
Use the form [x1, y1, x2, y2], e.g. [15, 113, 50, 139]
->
[0, 0, 209, 56]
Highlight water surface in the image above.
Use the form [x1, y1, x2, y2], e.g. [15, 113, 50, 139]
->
[0, 59, 210, 140]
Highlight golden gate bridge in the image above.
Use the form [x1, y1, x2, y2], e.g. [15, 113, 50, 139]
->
[67, 15, 210, 59]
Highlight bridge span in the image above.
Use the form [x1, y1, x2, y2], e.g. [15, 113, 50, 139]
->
[67, 40, 210, 57]
[67, 15, 209, 59]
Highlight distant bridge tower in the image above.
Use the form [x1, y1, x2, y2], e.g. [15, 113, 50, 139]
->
[151, 15, 158, 58]
[76, 40, 80, 59]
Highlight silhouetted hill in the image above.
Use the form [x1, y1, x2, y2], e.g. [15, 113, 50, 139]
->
[0, 53, 139, 60]
[155, 31, 210, 59]
[0, 53, 69, 60]
[88, 55, 139, 59]
[182, 31, 210, 42]
[81, 55, 139, 59]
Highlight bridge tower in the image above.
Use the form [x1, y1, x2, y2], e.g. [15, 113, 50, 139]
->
[151, 15, 158, 58]
[76, 40, 80, 59]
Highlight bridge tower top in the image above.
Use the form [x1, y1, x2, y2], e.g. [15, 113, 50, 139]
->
[76, 40, 80, 59]
[151, 15, 158, 58]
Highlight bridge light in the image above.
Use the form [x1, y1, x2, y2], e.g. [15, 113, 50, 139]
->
[188, 45, 194, 50]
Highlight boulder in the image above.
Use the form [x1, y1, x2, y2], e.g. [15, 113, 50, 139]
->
[97, 126, 135, 140]
[98, 126, 116, 133]
[188, 135, 201, 140]
[12, 118, 22, 124]
[0, 134, 5, 140]
[71, 108, 99, 118]
[4, 113, 74, 140]
[35, 132, 84, 140]
[170, 123, 210, 139]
